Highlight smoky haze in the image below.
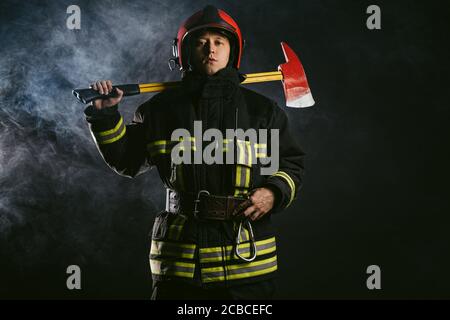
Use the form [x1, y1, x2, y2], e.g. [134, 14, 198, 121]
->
[1, 0, 449, 299]
[0, 0, 195, 298]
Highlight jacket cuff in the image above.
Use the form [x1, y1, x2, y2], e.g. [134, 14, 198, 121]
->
[261, 181, 285, 214]
[84, 104, 121, 132]
[262, 170, 298, 213]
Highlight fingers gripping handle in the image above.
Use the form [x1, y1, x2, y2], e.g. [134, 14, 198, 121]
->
[72, 84, 140, 104]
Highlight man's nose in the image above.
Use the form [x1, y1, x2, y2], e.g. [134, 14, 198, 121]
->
[205, 42, 216, 54]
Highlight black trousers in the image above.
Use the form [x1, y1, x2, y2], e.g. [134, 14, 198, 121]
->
[151, 279, 277, 300]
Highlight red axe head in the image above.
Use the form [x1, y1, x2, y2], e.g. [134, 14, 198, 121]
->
[278, 42, 315, 108]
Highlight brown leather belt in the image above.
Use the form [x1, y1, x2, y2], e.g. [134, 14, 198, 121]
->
[165, 188, 250, 221]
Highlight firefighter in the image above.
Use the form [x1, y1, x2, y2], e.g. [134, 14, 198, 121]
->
[84, 5, 305, 299]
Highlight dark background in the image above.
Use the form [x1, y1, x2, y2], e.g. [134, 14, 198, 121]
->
[0, 0, 449, 299]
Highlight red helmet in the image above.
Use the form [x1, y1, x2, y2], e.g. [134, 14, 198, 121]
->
[170, 5, 244, 71]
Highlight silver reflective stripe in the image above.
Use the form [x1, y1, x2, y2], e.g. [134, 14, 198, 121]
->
[234, 165, 251, 196]
[147, 140, 170, 157]
[150, 240, 195, 260]
[234, 240, 275, 257]
[234, 140, 253, 196]
[236, 140, 254, 166]
[93, 117, 126, 145]
[272, 171, 296, 207]
[255, 143, 267, 158]
[150, 258, 195, 278]
[199, 237, 276, 263]
[147, 139, 196, 157]
[201, 256, 278, 283]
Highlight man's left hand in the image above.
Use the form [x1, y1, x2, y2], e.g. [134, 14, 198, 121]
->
[241, 187, 275, 221]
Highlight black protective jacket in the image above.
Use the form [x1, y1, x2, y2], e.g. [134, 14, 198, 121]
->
[84, 67, 305, 287]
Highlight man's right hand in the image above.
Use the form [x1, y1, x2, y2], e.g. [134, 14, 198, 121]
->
[90, 80, 124, 110]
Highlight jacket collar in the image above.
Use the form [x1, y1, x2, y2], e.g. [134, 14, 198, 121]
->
[182, 66, 246, 98]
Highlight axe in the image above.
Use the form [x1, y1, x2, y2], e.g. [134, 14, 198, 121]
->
[73, 42, 315, 108]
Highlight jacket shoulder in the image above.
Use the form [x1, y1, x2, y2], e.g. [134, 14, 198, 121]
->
[136, 87, 187, 115]
[239, 86, 280, 118]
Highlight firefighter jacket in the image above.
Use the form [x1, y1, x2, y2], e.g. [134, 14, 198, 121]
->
[84, 66, 305, 288]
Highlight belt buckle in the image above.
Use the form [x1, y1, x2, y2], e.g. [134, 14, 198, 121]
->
[165, 189, 180, 214]
[165, 188, 172, 212]
[193, 190, 210, 219]
[229, 193, 251, 219]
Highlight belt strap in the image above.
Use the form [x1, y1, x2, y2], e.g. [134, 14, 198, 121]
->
[165, 189, 249, 221]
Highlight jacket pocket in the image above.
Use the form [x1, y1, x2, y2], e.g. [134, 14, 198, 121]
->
[151, 210, 188, 241]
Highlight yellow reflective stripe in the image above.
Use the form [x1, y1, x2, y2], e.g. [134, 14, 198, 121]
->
[148, 137, 195, 147]
[203, 265, 278, 283]
[257, 245, 276, 256]
[150, 259, 195, 278]
[168, 225, 183, 239]
[168, 215, 186, 241]
[100, 126, 126, 144]
[201, 265, 224, 273]
[244, 166, 250, 188]
[203, 256, 277, 273]
[200, 246, 276, 263]
[246, 142, 252, 167]
[198, 242, 276, 265]
[173, 146, 197, 151]
[147, 140, 167, 156]
[93, 116, 126, 145]
[173, 138, 196, 151]
[272, 171, 296, 207]
[237, 140, 245, 164]
[151, 251, 194, 260]
[150, 240, 195, 259]
[255, 143, 266, 158]
[148, 140, 167, 147]
[256, 153, 267, 158]
[237, 139, 250, 145]
[235, 165, 242, 186]
[227, 265, 277, 280]
[200, 237, 275, 254]
[235, 165, 250, 195]
[234, 140, 253, 196]
[200, 245, 277, 263]
[201, 256, 278, 282]
[97, 117, 123, 136]
[148, 139, 196, 157]
[151, 240, 196, 251]
[223, 139, 233, 153]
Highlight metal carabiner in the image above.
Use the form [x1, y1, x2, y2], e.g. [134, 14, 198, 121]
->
[193, 189, 210, 219]
[235, 219, 257, 262]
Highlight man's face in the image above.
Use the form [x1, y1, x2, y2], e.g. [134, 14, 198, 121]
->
[190, 30, 231, 76]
